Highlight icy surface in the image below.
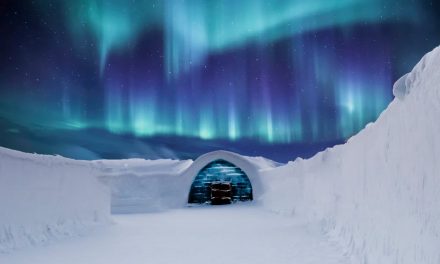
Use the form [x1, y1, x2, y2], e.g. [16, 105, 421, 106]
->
[261, 46, 440, 264]
[0, 205, 351, 264]
[0, 147, 110, 252]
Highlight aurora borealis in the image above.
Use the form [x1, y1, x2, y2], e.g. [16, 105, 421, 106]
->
[1, 0, 439, 161]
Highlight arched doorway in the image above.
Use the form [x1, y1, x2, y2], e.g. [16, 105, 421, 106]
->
[188, 159, 253, 204]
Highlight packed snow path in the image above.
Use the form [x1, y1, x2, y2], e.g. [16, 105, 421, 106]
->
[1, 205, 351, 264]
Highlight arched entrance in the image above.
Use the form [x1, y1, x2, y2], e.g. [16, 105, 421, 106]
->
[188, 159, 253, 204]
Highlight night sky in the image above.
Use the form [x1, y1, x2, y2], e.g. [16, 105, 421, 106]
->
[0, 0, 439, 162]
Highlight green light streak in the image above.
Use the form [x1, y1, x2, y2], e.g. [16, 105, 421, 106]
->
[63, 0, 415, 76]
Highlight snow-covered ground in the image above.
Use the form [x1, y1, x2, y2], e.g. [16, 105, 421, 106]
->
[0, 205, 351, 264]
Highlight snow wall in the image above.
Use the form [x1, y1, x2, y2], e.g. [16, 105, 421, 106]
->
[96, 159, 193, 214]
[99, 150, 279, 214]
[261, 46, 440, 264]
[0, 147, 110, 252]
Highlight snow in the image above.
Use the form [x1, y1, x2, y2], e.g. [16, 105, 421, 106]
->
[95, 158, 193, 214]
[0, 147, 281, 253]
[0, 147, 110, 253]
[100, 150, 280, 214]
[261, 46, 440, 264]
[392, 73, 409, 100]
[0, 205, 351, 264]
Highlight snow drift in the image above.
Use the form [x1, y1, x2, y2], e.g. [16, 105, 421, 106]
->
[261, 46, 440, 264]
[0, 147, 110, 252]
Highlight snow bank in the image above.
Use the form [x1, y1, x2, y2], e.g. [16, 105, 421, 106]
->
[261, 46, 440, 264]
[0, 147, 110, 252]
[96, 159, 192, 214]
[392, 73, 409, 100]
[99, 150, 280, 214]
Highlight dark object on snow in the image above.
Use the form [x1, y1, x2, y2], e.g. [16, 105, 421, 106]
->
[210, 181, 232, 205]
[188, 159, 253, 204]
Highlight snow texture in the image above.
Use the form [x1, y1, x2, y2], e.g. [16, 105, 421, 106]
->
[0, 147, 110, 252]
[0, 205, 352, 264]
[261, 46, 440, 264]
[392, 73, 409, 100]
[95, 158, 193, 214]
[99, 150, 279, 214]
[0, 147, 279, 253]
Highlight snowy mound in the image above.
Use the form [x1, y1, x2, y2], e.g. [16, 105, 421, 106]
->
[392, 73, 409, 100]
[0, 147, 110, 252]
[262, 46, 440, 264]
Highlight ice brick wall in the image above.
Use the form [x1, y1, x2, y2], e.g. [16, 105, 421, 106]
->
[188, 159, 253, 204]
